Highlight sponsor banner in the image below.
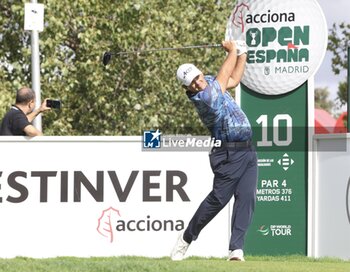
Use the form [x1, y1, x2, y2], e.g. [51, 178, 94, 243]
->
[313, 135, 350, 260]
[226, 0, 327, 95]
[0, 137, 229, 258]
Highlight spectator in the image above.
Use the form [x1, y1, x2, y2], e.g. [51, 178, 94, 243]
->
[0, 87, 50, 136]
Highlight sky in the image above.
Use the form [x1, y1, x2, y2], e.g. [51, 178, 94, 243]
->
[315, 0, 349, 113]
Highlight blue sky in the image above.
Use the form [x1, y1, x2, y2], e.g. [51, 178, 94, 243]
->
[315, 0, 349, 112]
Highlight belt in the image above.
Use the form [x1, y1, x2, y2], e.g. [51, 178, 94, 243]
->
[219, 140, 252, 149]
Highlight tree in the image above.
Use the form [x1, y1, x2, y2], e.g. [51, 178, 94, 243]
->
[0, 0, 237, 135]
[315, 87, 334, 112]
[328, 22, 350, 106]
[336, 81, 347, 106]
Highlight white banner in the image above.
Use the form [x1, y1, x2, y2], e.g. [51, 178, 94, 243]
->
[0, 137, 229, 258]
[312, 134, 350, 260]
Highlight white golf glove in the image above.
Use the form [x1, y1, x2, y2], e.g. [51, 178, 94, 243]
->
[235, 40, 247, 56]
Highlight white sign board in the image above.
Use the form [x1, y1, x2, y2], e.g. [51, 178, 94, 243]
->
[312, 134, 350, 260]
[24, 3, 44, 32]
[0, 137, 229, 258]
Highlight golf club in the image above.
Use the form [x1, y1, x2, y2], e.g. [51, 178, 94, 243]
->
[102, 43, 222, 66]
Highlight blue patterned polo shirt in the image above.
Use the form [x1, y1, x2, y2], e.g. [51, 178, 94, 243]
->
[187, 75, 252, 142]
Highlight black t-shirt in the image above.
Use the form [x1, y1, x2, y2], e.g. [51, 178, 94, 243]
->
[0, 106, 31, 136]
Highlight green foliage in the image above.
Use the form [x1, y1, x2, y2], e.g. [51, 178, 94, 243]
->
[0, 0, 237, 135]
[337, 80, 347, 106]
[328, 22, 350, 106]
[314, 87, 334, 112]
[0, 1, 28, 118]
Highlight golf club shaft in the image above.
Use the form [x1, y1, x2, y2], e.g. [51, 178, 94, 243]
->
[113, 43, 222, 56]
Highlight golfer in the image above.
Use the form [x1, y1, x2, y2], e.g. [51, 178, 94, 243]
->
[171, 40, 258, 261]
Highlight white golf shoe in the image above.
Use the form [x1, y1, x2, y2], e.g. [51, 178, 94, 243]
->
[170, 231, 190, 261]
[227, 249, 245, 261]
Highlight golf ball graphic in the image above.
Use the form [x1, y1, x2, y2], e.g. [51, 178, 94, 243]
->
[225, 0, 328, 95]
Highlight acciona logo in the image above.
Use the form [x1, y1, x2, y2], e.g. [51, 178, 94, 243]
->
[97, 207, 184, 243]
[245, 10, 295, 24]
[115, 215, 184, 232]
[226, 0, 327, 95]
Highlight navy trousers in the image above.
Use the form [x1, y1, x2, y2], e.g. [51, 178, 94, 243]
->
[183, 145, 258, 251]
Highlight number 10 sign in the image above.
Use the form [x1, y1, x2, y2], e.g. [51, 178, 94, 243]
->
[240, 82, 308, 255]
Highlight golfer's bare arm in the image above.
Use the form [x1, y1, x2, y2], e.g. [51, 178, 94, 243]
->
[216, 41, 237, 94]
[227, 53, 247, 89]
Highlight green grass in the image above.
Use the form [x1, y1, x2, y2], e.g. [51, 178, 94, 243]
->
[0, 256, 349, 272]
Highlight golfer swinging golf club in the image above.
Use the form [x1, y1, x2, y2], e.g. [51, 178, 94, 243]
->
[171, 40, 258, 262]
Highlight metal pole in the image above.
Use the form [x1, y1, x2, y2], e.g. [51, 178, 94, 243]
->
[31, 0, 42, 131]
[347, 41, 350, 133]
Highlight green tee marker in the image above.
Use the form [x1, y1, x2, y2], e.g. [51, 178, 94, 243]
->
[225, 0, 328, 255]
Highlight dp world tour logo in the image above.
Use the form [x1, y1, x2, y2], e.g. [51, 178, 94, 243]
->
[143, 129, 161, 148]
[258, 224, 292, 236]
[257, 225, 270, 236]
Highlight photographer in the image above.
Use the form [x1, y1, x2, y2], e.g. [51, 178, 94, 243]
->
[0, 87, 51, 136]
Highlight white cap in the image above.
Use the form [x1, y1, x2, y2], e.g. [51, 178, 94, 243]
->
[176, 63, 202, 86]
